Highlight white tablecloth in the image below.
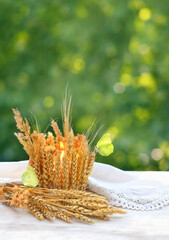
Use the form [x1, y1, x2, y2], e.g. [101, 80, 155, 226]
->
[0, 161, 169, 240]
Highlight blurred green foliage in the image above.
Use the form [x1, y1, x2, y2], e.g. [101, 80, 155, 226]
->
[0, 0, 169, 170]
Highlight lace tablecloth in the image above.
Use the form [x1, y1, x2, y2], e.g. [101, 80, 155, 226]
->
[88, 162, 169, 211]
[1, 160, 169, 239]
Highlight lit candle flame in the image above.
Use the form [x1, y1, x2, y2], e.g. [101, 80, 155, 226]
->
[59, 141, 64, 150]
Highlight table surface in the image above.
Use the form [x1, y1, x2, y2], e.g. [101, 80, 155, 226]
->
[1, 171, 169, 240]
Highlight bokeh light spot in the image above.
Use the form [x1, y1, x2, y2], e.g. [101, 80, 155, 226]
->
[76, 115, 93, 132]
[151, 148, 164, 161]
[139, 8, 151, 21]
[15, 32, 29, 51]
[120, 73, 132, 86]
[138, 73, 156, 92]
[134, 107, 150, 122]
[76, 6, 88, 18]
[113, 82, 126, 94]
[139, 44, 150, 55]
[71, 58, 85, 74]
[43, 96, 54, 108]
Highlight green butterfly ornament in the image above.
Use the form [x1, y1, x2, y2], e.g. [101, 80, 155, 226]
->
[22, 165, 39, 188]
[96, 133, 114, 156]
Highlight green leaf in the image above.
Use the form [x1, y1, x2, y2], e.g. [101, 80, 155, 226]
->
[21, 165, 39, 188]
[96, 133, 114, 156]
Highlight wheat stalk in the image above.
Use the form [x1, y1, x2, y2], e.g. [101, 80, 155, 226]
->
[63, 96, 71, 138]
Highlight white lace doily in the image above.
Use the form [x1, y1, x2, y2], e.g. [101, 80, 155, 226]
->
[1, 160, 169, 211]
[88, 177, 169, 211]
[87, 162, 169, 211]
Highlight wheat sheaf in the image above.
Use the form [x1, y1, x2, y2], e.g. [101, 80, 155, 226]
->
[0, 183, 126, 223]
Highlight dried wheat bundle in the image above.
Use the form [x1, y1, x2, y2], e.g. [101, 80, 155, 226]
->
[12, 99, 96, 190]
[0, 183, 125, 223]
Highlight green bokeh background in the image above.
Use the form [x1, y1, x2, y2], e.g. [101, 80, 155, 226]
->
[0, 0, 169, 170]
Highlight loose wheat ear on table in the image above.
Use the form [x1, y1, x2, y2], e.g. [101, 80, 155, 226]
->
[12, 98, 95, 191]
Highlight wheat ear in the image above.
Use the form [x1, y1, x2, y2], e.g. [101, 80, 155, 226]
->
[51, 120, 62, 138]
[12, 108, 31, 135]
[27, 202, 44, 221]
[13, 109, 34, 166]
[30, 196, 54, 221]
[46, 132, 55, 146]
[45, 146, 56, 188]
[81, 152, 95, 191]
[71, 150, 78, 189]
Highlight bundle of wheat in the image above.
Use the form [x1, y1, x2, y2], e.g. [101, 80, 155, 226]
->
[0, 183, 125, 223]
